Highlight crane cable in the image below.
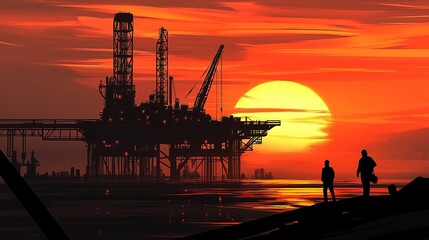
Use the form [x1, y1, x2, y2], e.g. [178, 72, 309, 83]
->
[220, 53, 223, 118]
[183, 64, 210, 100]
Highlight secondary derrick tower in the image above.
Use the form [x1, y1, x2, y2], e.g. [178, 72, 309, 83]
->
[156, 27, 168, 106]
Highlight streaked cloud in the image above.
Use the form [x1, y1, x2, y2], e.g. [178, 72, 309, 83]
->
[0, 40, 20, 47]
[319, 68, 394, 73]
[234, 107, 330, 114]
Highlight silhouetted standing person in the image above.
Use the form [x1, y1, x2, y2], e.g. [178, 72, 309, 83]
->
[321, 160, 335, 203]
[357, 149, 377, 198]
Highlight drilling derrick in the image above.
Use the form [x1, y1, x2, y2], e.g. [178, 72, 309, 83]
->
[156, 27, 168, 106]
[100, 12, 135, 122]
[90, 12, 139, 177]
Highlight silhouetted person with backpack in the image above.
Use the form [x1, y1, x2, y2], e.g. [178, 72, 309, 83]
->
[321, 160, 336, 203]
[357, 149, 377, 198]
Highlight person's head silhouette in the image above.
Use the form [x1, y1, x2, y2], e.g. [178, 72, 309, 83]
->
[361, 149, 367, 157]
[325, 160, 330, 167]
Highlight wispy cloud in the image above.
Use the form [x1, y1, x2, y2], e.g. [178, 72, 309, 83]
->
[333, 107, 429, 124]
[234, 107, 330, 114]
[0, 40, 21, 47]
[319, 67, 394, 73]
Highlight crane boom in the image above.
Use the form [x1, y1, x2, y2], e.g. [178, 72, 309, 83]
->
[194, 45, 224, 112]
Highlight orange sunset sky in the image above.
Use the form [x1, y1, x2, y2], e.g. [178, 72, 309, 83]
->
[1, 0, 429, 182]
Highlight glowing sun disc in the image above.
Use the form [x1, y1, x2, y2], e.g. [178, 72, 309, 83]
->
[233, 81, 332, 152]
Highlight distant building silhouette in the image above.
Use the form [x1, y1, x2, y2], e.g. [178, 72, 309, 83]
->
[264, 172, 273, 179]
[254, 168, 273, 179]
[255, 168, 265, 179]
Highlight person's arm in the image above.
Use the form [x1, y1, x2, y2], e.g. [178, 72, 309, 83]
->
[357, 160, 360, 177]
[321, 168, 324, 182]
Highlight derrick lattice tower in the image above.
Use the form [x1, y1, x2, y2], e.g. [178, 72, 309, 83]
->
[156, 27, 168, 105]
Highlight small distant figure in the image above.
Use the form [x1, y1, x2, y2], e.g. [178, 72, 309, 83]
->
[357, 149, 377, 198]
[321, 160, 336, 203]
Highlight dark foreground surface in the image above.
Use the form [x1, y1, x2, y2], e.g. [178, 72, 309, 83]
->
[0, 180, 273, 239]
[182, 177, 429, 240]
[0, 178, 392, 240]
[0, 153, 404, 240]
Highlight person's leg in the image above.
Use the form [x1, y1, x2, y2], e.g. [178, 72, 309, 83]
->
[323, 184, 328, 202]
[362, 179, 370, 198]
[367, 179, 371, 197]
[329, 184, 336, 202]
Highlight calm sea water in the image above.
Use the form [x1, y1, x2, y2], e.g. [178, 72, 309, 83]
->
[0, 179, 397, 239]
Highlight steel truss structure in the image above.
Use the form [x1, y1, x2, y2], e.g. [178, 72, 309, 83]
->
[0, 13, 280, 181]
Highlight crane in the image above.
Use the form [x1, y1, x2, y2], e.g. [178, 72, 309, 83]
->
[193, 45, 224, 112]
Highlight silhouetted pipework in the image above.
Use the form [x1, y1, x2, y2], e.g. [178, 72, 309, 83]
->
[0, 12, 280, 181]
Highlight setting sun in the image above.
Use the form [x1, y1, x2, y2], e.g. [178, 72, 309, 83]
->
[233, 81, 331, 152]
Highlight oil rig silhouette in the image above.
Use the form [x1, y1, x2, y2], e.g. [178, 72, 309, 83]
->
[0, 13, 280, 180]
